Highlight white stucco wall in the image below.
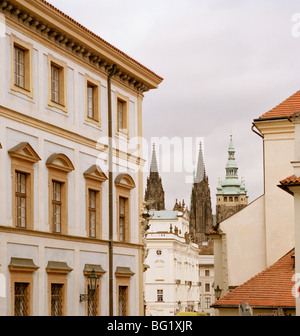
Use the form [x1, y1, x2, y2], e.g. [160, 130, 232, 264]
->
[220, 195, 266, 287]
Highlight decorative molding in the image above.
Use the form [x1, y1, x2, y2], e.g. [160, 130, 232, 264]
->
[46, 153, 74, 173]
[0, 0, 152, 93]
[8, 142, 41, 163]
[115, 173, 136, 190]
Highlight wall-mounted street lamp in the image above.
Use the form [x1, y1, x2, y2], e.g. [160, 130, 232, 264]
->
[214, 285, 222, 300]
[80, 269, 99, 302]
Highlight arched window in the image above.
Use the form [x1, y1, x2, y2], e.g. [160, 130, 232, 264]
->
[115, 174, 136, 242]
[8, 142, 41, 229]
[84, 165, 107, 239]
[46, 153, 74, 234]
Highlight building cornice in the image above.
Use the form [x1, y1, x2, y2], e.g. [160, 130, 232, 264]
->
[0, 225, 144, 249]
[1, 0, 163, 93]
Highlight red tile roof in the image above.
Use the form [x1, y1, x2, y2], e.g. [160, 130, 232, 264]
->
[212, 249, 295, 309]
[279, 175, 300, 186]
[259, 90, 300, 119]
[40, 0, 163, 81]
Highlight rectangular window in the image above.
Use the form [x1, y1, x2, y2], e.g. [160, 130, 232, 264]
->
[14, 46, 25, 89]
[15, 172, 26, 228]
[205, 283, 210, 292]
[51, 283, 64, 316]
[52, 181, 62, 233]
[85, 75, 101, 126]
[205, 270, 210, 277]
[157, 289, 163, 302]
[48, 54, 67, 111]
[87, 84, 94, 119]
[117, 99, 127, 133]
[88, 189, 97, 238]
[118, 286, 128, 316]
[14, 282, 29, 316]
[11, 35, 33, 98]
[204, 297, 211, 309]
[119, 197, 126, 242]
[51, 64, 60, 104]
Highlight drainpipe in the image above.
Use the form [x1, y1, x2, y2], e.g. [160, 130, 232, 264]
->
[251, 122, 265, 194]
[107, 64, 117, 316]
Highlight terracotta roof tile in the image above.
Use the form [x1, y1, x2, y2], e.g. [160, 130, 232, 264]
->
[212, 249, 295, 308]
[259, 90, 300, 119]
[40, 0, 163, 81]
[279, 175, 300, 186]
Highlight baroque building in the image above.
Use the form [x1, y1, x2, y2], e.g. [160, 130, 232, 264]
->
[216, 134, 248, 223]
[144, 144, 165, 211]
[144, 206, 215, 316]
[0, 0, 162, 316]
[189, 143, 214, 244]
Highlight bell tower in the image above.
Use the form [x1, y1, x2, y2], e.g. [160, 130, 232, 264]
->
[216, 134, 248, 223]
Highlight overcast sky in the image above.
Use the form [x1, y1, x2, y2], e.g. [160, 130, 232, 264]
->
[47, 0, 300, 212]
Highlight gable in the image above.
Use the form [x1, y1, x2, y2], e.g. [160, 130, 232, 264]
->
[8, 142, 41, 163]
[84, 164, 108, 182]
[46, 153, 74, 172]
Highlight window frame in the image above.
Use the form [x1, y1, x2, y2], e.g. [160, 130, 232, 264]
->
[115, 267, 134, 316]
[9, 143, 41, 230]
[85, 74, 101, 126]
[84, 165, 107, 239]
[47, 54, 67, 112]
[9, 257, 39, 316]
[46, 261, 72, 316]
[10, 34, 33, 98]
[46, 153, 74, 235]
[115, 174, 135, 243]
[115, 92, 129, 138]
[52, 180, 63, 234]
[15, 171, 27, 228]
[157, 289, 164, 302]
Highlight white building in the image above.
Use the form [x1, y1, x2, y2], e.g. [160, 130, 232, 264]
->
[0, 0, 162, 316]
[211, 90, 297, 313]
[144, 209, 215, 316]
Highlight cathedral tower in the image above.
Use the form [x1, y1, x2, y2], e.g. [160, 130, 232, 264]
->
[189, 142, 213, 244]
[216, 134, 248, 223]
[144, 144, 165, 211]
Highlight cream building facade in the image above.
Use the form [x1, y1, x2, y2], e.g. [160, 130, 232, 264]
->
[144, 209, 215, 316]
[0, 0, 162, 316]
[211, 93, 296, 314]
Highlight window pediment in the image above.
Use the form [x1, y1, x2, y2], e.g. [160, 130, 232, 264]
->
[46, 153, 74, 173]
[115, 266, 135, 277]
[84, 164, 108, 182]
[8, 142, 41, 163]
[115, 173, 136, 190]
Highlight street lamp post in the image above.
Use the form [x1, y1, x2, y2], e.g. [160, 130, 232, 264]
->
[79, 269, 99, 302]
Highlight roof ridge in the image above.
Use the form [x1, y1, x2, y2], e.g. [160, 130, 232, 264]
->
[40, 0, 163, 80]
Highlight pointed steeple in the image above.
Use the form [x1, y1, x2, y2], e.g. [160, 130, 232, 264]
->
[144, 143, 165, 211]
[225, 134, 238, 179]
[150, 143, 159, 173]
[189, 140, 213, 244]
[195, 142, 205, 183]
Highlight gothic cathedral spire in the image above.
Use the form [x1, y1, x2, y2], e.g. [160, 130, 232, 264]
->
[189, 141, 213, 244]
[144, 144, 165, 211]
